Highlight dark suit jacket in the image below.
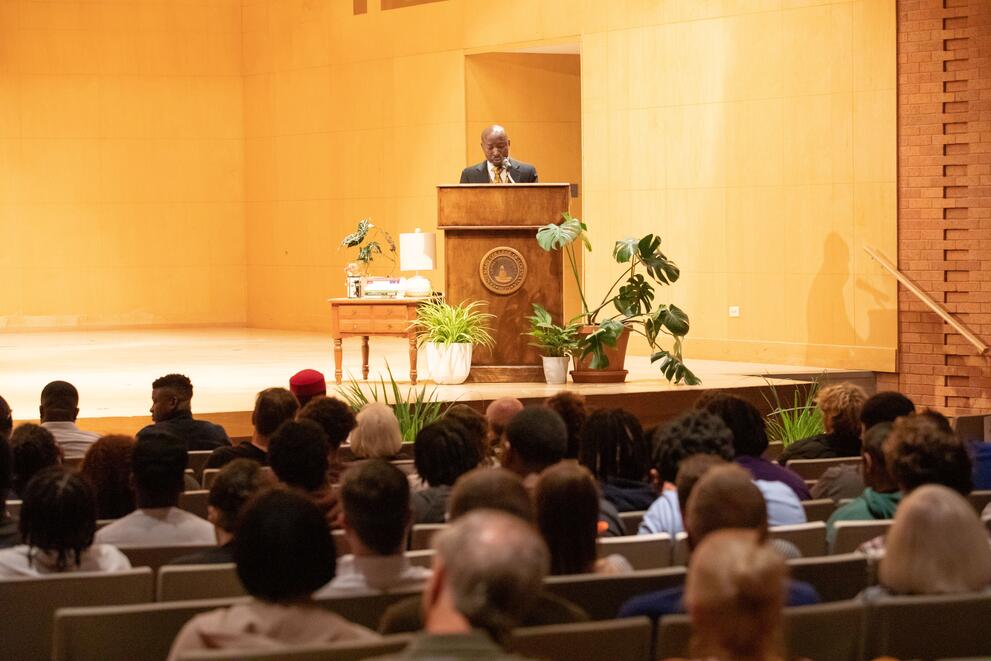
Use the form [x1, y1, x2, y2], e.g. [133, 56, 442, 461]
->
[459, 159, 538, 183]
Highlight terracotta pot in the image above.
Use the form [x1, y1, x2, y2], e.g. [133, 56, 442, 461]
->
[570, 325, 631, 383]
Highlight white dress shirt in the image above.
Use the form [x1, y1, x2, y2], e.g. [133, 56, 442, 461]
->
[315, 553, 432, 598]
[94, 507, 216, 546]
[41, 421, 100, 460]
[487, 158, 516, 183]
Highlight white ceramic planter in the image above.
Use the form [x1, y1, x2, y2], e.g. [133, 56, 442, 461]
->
[425, 342, 473, 384]
[542, 356, 570, 385]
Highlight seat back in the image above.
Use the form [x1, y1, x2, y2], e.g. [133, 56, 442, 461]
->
[175, 635, 415, 661]
[0, 568, 153, 661]
[968, 489, 991, 514]
[508, 616, 653, 661]
[202, 468, 220, 489]
[332, 529, 351, 557]
[409, 523, 447, 551]
[801, 498, 837, 522]
[597, 533, 672, 570]
[655, 614, 693, 659]
[64, 456, 85, 470]
[768, 521, 828, 557]
[543, 566, 686, 620]
[53, 597, 242, 661]
[119, 545, 217, 572]
[187, 451, 213, 480]
[315, 586, 424, 629]
[831, 520, 892, 554]
[390, 459, 416, 475]
[765, 441, 784, 460]
[618, 510, 646, 535]
[788, 553, 870, 602]
[406, 549, 435, 569]
[157, 563, 246, 601]
[864, 592, 991, 660]
[787, 457, 863, 480]
[178, 490, 210, 519]
[672, 532, 689, 565]
[6, 499, 21, 519]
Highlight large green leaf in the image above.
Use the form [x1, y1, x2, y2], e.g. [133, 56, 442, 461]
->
[649, 304, 690, 337]
[582, 319, 626, 369]
[340, 218, 372, 248]
[614, 274, 654, 316]
[650, 349, 700, 385]
[536, 212, 590, 252]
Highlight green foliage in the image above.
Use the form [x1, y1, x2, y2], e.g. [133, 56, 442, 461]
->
[525, 304, 581, 357]
[535, 212, 699, 385]
[412, 299, 495, 348]
[339, 218, 396, 270]
[336, 363, 447, 443]
[762, 377, 825, 447]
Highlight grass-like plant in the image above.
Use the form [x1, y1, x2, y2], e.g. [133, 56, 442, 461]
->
[336, 363, 448, 443]
[762, 376, 824, 447]
[526, 303, 581, 357]
[412, 299, 495, 348]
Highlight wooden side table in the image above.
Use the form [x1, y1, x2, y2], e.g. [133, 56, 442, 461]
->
[328, 298, 424, 385]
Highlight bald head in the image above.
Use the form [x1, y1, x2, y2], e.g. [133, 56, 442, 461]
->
[480, 125, 510, 168]
[685, 463, 767, 549]
[486, 398, 523, 438]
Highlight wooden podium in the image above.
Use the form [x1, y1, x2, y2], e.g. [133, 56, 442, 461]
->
[437, 183, 569, 382]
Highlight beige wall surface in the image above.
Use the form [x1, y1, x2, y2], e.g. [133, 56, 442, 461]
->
[0, 0, 246, 328]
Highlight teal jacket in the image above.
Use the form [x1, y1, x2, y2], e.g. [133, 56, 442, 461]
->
[826, 488, 902, 546]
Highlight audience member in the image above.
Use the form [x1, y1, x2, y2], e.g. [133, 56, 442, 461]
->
[95, 430, 215, 545]
[536, 463, 632, 575]
[484, 397, 523, 456]
[288, 368, 327, 407]
[0, 466, 131, 576]
[170, 459, 273, 565]
[579, 407, 656, 511]
[778, 382, 867, 464]
[410, 419, 481, 524]
[38, 380, 100, 460]
[267, 420, 338, 522]
[380, 510, 549, 658]
[0, 434, 17, 548]
[9, 423, 60, 499]
[545, 391, 587, 459]
[0, 394, 11, 441]
[80, 434, 136, 520]
[639, 410, 805, 536]
[166, 489, 378, 660]
[825, 423, 900, 545]
[684, 530, 788, 661]
[139, 373, 230, 451]
[206, 388, 298, 469]
[864, 484, 991, 599]
[297, 395, 357, 483]
[504, 406, 624, 536]
[443, 404, 490, 466]
[350, 402, 404, 459]
[812, 390, 916, 501]
[620, 464, 819, 620]
[695, 392, 810, 500]
[317, 461, 431, 597]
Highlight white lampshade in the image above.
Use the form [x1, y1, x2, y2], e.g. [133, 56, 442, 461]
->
[400, 229, 436, 272]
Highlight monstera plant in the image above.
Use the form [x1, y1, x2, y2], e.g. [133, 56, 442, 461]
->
[535, 212, 700, 385]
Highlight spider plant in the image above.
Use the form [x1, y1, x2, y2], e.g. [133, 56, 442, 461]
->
[762, 376, 824, 447]
[411, 299, 495, 348]
[337, 363, 448, 443]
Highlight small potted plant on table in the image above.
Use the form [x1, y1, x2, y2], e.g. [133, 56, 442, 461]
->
[526, 304, 581, 385]
[412, 299, 494, 385]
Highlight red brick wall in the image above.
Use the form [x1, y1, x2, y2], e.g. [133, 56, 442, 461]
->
[892, 0, 991, 414]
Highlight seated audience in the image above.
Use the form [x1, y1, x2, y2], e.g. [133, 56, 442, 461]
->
[778, 382, 867, 464]
[620, 464, 819, 620]
[825, 422, 901, 545]
[95, 430, 215, 546]
[80, 434, 136, 520]
[170, 459, 273, 565]
[684, 529, 788, 661]
[166, 489, 378, 660]
[579, 407, 656, 511]
[812, 390, 916, 501]
[504, 406, 624, 536]
[317, 460, 430, 597]
[483, 397, 523, 458]
[0, 466, 131, 576]
[545, 391, 587, 459]
[443, 404, 490, 467]
[639, 410, 805, 536]
[206, 388, 298, 469]
[0, 434, 18, 548]
[297, 395, 357, 484]
[410, 419, 481, 523]
[537, 463, 632, 575]
[288, 368, 326, 407]
[9, 423, 60, 499]
[695, 392, 810, 500]
[0, 394, 11, 441]
[38, 380, 100, 460]
[139, 373, 230, 451]
[382, 510, 549, 657]
[864, 484, 991, 599]
[350, 402, 404, 459]
[267, 419, 338, 521]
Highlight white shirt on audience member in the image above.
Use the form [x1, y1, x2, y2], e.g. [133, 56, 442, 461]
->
[0, 544, 131, 577]
[41, 421, 100, 460]
[94, 507, 216, 546]
[314, 554, 432, 598]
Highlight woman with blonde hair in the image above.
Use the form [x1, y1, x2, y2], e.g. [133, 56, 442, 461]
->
[348, 402, 403, 459]
[874, 484, 991, 596]
[779, 382, 867, 464]
[682, 529, 787, 661]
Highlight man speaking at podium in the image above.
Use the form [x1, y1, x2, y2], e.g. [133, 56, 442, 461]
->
[460, 124, 538, 184]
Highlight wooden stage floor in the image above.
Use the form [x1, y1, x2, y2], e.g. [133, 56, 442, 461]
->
[0, 327, 873, 438]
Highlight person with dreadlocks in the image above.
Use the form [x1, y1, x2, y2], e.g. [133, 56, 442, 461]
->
[578, 408, 656, 512]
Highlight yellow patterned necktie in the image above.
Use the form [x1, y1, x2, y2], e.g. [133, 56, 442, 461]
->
[492, 165, 502, 183]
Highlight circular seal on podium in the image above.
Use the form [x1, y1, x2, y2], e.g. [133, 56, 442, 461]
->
[479, 247, 527, 295]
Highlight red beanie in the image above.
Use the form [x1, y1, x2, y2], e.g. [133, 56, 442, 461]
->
[289, 369, 327, 400]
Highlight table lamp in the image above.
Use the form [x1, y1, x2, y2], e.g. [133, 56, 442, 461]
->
[400, 228, 435, 297]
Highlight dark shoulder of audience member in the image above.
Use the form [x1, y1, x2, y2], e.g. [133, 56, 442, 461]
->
[0, 432, 16, 548]
[0, 394, 12, 441]
[268, 419, 330, 493]
[341, 459, 409, 555]
[545, 391, 587, 459]
[886, 413, 972, 495]
[414, 418, 481, 488]
[80, 435, 136, 519]
[651, 410, 734, 485]
[10, 423, 60, 498]
[20, 465, 98, 571]
[505, 406, 568, 475]
[860, 391, 915, 430]
[298, 396, 356, 449]
[234, 488, 335, 603]
[131, 429, 187, 508]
